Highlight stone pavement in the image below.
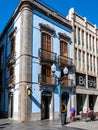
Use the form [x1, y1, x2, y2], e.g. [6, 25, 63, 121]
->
[0, 118, 98, 130]
[66, 119, 98, 130]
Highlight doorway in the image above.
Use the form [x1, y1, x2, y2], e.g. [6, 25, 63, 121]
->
[89, 95, 97, 110]
[61, 92, 69, 104]
[41, 91, 52, 120]
[9, 92, 13, 118]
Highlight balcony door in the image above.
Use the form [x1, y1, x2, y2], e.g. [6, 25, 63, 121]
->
[9, 32, 16, 85]
[41, 91, 52, 120]
[9, 92, 13, 118]
[60, 41, 68, 86]
[42, 65, 51, 85]
[60, 40, 68, 64]
[41, 32, 52, 60]
[10, 34, 16, 60]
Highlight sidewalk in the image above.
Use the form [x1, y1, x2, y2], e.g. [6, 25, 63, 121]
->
[0, 118, 98, 130]
[66, 117, 98, 130]
[66, 120, 98, 130]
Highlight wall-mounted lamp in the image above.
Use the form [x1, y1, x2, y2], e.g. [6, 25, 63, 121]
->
[26, 85, 32, 96]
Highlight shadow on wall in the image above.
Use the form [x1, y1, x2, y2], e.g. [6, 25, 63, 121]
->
[30, 95, 41, 109]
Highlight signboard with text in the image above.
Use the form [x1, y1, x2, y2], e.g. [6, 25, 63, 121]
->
[76, 73, 86, 86]
[76, 73, 96, 88]
[88, 76, 96, 88]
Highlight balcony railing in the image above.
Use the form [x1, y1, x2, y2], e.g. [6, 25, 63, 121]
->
[38, 48, 57, 63]
[38, 74, 56, 86]
[38, 73, 74, 88]
[5, 75, 15, 87]
[6, 52, 16, 67]
[59, 77, 74, 87]
[58, 55, 73, 68]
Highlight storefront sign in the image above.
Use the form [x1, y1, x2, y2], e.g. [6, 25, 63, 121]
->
[88, 76, 96, 88]
[76, 73, 96, 88]
[76, 73, 86, 86]
[78, 76, 86, 86]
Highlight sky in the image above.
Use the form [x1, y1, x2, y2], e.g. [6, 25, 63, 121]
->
[0, 0, 98, 34]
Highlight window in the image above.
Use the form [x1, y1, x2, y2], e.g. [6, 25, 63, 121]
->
[41, 32, 52, 60]
[79, 50, 81, 62]
[9, 34, 16, 68]
[93, 36, 94, 52]
[82, 30, 84, 46]
[42, 65, 51, 77]
[83, 51, 85, 63]
[86, 33, 88, 49]
[60, 40, 68, 57]
[90, 55, 92, 71]
[75, 48, 77, 60]
[39, 23, 55, 51]
[89, 35, 91, 50]
[96, 39, 98, 53]
[87, 53, 89, 71]
[58, 32, 70, 68]
[74, 25, 76, 43]
[79, 50, 81, 68]
[10, 34, 16, 84]
[41, 32, 51, 51]
[41, 65, 51, 84]
[10, 67, 15, 84]
[94, 56, 95, 72]
[83, 51, 85, 69]
[78, 27, 80, 45]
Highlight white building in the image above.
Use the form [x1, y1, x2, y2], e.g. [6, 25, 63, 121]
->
[67, 8, 98, 115]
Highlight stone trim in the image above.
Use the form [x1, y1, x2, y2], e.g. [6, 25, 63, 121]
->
[39, 23, 55, 35]
[58, 32, 70, 42]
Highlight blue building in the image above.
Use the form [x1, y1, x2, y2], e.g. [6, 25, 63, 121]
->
[0, 0, 74, 122]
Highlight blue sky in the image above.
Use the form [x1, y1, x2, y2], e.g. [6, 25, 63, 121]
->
[0, 0, 98, 34]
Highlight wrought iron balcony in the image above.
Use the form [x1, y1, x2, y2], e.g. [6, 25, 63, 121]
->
[38, 48, 57, 63]
[5, 75, 15, 87]
[58, 55, 73, 68]
[59, 77, 74, 87]
[6, 52, 16, 67]
[38, 74, 56, 86]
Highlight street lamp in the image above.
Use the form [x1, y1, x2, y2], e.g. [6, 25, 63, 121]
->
[51, 63, 68, 75]
[51, 63, 68, 125]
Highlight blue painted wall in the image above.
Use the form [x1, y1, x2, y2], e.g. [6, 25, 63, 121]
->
[31, 10, 72, 113]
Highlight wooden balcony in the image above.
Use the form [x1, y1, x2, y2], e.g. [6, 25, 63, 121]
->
[59, 77, 73, 87]
[58, 55, 73, 68]
[38, 48, 57, 64]
[5, 75, 15, 87]
[38, 74, 56, 86]
[6, 53, 16, 67]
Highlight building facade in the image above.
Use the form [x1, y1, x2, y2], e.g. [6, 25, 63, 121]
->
[67, 8, 98, 115]
[0, 0, 74, 122]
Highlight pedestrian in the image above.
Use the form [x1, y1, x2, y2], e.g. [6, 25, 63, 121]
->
[86, 107, 96, 121]
[70, 107, 75, 121]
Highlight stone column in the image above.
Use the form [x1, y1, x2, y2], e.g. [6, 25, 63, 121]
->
[83, 95, 88, 113]
[50, 93, 54, 119]
[19, 2, 32, 122]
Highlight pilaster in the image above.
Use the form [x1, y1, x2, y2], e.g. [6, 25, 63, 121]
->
[19, 2, 32, 122]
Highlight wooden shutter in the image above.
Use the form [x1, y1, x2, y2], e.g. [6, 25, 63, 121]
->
[60, 41, 68, 56]
[42, 65, 51, 84]
[41, 33, 51, 60]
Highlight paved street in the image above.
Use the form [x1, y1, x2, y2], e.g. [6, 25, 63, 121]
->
[0, 118, 98, 130]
